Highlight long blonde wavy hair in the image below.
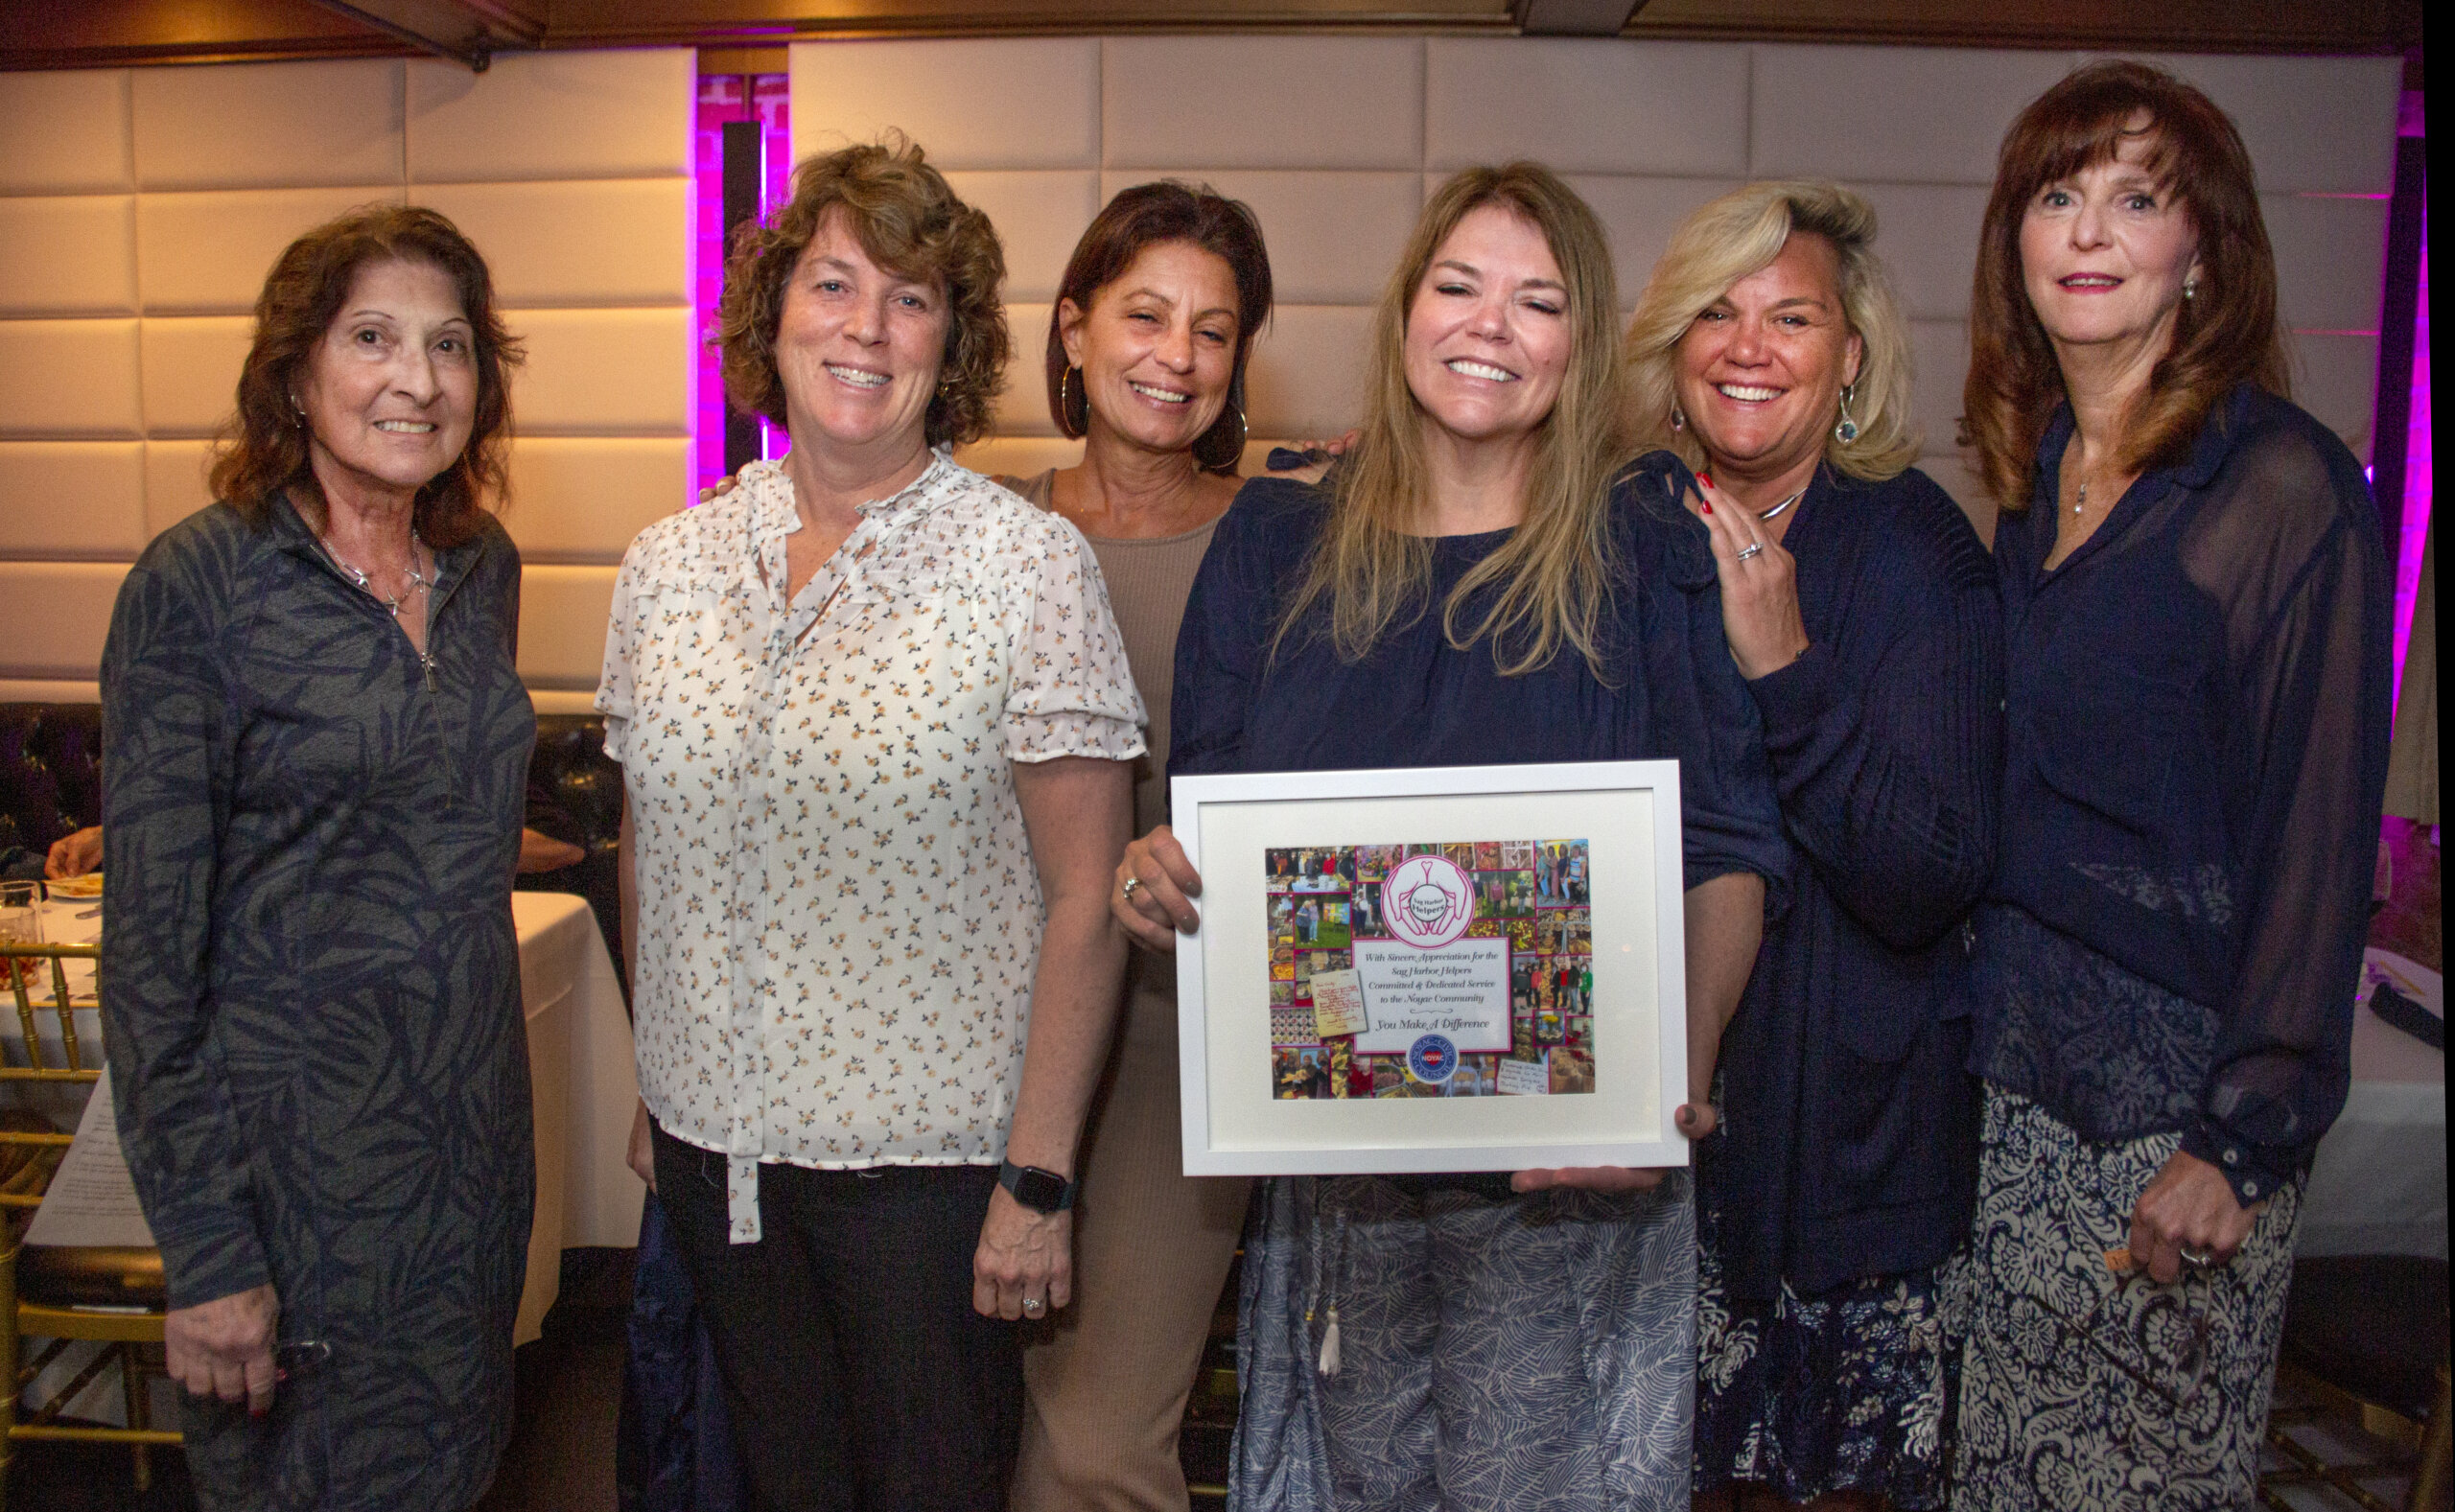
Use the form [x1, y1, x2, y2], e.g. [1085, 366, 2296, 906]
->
[1277, 163, 1627, 680]
[1625, 180, 1917, 481]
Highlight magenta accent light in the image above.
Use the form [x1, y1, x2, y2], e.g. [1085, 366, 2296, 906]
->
[694, 73, 793, 499]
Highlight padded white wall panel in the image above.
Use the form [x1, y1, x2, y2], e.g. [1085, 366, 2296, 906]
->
[0, 71, 133, 195]
[0, 198, 137, 317]
[504, 438, 690, 563]
[946, 173, 1103, 304]
[1103, 38, 1422, 171]
[143, 440, 219, 541]
[518, 565, 620, 689]
[1567, 175, 1742, 308]
[0, 320, 142, 439]
[793, 39, 1101, 171]
[138, 317, 252, 438]
[1244, 306, 1375, 439]
[0, 444, 146, 557]
[1852, 183, 1990, 321]
[413, 179, 692, 309]
[1904, 318, 1972, 463]
[0, 564, 131, 680]
[1751, 46, 2078, 185]
[1426, 39, 1748, 177]
[2263, 194, 2391, 335]
[407, 51, 693, 183]
[1105, 171, 1421, 307]
[994, 305, 1061, 437]
[132, 60, 405, 191]
[2287, 333, 2380, 457]
[510, 308, 694, 436]
[135, 187, 404, 315]
[2098, 54, 2402, 195]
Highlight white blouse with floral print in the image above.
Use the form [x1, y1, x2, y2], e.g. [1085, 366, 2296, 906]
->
[597, 453, 1145, 1241]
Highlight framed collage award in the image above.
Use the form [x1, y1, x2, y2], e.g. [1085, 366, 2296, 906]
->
[1171, 760, 1690, 1176]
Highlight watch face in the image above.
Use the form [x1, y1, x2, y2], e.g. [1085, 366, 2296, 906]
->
[1012, 1167, 1069, 1212]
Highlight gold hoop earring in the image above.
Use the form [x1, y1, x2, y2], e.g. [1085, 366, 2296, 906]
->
[1059, 365, 1087, 435]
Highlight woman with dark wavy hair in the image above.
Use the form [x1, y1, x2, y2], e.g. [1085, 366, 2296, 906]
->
[603, 138, 1144, 1507]
[994, 179, 1276, 1512]
[101, 202, 534, 1510]
[1952, 62, 2392, 1510]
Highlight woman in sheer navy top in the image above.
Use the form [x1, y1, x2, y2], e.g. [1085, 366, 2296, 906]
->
[1952, 64, 2393, 1511]
[1112, 165, 1785, 1511]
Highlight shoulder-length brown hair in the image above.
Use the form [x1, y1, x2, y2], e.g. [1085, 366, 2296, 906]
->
[1044, 180, 1274, 475]
[1277, 163, 1626, 680]
[717, 135, 1008, 450]
[1966, 60, 2288, 510]
[209, 203, 522, 547]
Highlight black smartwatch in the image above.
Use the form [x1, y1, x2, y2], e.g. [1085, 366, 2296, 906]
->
[998, 1159, 1078, 1214]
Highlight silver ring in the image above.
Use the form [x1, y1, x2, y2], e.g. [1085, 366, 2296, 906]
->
[2178, 1244, 2215, 1269]
[1735, 543, 1765, 562]
[1120, 876, 1143, 903]
[1022, 1297, 1046, 1314]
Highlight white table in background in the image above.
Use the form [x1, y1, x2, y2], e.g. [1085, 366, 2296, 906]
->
[8, 890, 642, 1349]
[2298, 949, 2445, 1260]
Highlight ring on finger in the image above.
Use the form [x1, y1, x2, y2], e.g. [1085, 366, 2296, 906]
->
[1021, 1296, 1046, 1315]
[2178, 1244, 2216, 1269]
[1121, 876, 1144, 903]
[1735, 542, 1765, 562]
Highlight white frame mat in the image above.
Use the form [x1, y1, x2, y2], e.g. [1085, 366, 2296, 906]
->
[1171, 760, 1690, 1176]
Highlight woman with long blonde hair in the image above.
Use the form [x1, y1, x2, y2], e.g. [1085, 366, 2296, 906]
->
[1625, 180, 2002, 1511]
[1112, 163, 1787, 1509]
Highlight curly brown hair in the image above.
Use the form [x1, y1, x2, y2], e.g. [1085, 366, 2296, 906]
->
[1965, 61, 2287, 510]
[716, 136, 1009, 450]
[207, 203, 523, 548]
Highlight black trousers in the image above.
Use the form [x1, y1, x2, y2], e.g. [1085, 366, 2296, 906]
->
[652, 1125, 1022, 1512]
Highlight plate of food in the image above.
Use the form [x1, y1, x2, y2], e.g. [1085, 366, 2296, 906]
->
[45, 873, 103, 900]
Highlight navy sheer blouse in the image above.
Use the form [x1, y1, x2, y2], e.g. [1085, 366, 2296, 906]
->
[1702, 459, 2002, 1301]
[1169, 462, 1787, 919]
[1971, 384, 2395, 1208]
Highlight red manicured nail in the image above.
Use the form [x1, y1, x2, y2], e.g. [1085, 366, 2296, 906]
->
[1699, 500, 1713, 515]
[1697, 472, 1713, 486]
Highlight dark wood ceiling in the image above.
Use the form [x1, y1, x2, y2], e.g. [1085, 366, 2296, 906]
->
[0, 0, 2423, 77]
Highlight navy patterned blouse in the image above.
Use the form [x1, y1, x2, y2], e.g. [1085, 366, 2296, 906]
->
[1971, 383, 2395, 1208]
[100, 493, 536, 1509]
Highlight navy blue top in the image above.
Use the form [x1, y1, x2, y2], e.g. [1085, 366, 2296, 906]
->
[1699, 459, 2002, 1301]
[1171, 463, 1786, 898]
[1971, 384, 2394, 1208]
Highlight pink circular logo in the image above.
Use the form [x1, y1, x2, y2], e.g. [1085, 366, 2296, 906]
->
[1381, 855, 1475, 949]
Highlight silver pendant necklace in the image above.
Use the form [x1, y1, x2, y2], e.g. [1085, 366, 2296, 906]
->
[1757, 487, 1807, 523]
[320, 531, 434, 618]
[2073, 479, 2088, 517]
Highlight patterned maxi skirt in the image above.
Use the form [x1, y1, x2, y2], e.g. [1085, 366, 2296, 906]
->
[1950, 1087, 2302, 1511]
[1694, 1191, 1958, 1507]
[1228, 1172, 1696, 1512]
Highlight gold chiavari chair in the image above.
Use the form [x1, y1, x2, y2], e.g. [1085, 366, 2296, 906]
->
[0, 934, 175, 1510]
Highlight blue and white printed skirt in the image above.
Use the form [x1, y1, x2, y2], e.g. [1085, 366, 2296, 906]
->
[1694, 1199, 1958, 1508]
[1950, 1087, 2302, 1511]
[1228, 1173, 1695, 1512]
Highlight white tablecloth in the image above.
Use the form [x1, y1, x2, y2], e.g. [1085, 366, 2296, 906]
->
[2298, 948, 2445, 1259]
[7, 890, 642, 1348]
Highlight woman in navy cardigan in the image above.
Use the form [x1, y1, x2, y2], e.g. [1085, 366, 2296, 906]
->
[1623, 182, 2003, 1510]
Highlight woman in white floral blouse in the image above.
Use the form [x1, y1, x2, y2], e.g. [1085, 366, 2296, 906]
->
[597, 138, 1145, 1509]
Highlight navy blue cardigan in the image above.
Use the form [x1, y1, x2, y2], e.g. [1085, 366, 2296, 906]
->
[1698, 460, 2003, 1301]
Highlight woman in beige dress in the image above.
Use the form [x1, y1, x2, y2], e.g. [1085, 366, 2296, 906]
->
[996, 177, 1276, 1512]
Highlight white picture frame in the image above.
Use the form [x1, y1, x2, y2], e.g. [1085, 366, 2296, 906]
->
[1171, 760, 1690, 1176]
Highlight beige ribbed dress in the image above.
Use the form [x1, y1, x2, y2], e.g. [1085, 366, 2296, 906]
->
[999, 470, 1254, 1511]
